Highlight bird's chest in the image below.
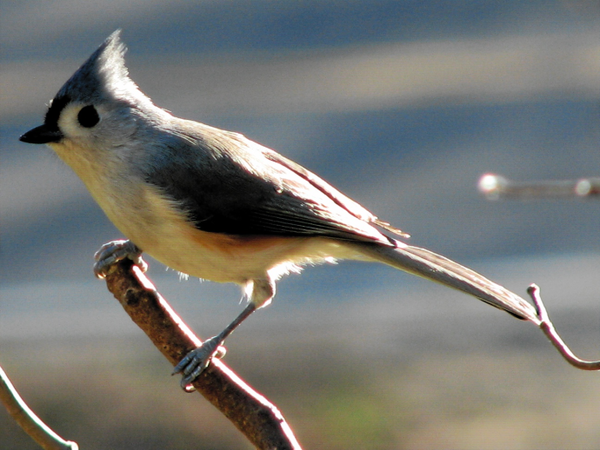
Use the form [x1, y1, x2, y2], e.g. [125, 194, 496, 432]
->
[89, 177, 259, 282]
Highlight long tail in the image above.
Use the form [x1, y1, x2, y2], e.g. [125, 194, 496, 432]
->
[355, 241, 541, 325]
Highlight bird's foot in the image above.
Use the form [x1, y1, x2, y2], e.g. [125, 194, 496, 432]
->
[172, 336, 226, 392]
[93, 239, 147, 279]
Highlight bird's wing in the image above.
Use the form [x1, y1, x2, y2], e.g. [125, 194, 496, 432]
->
[143, 124, 401, 246]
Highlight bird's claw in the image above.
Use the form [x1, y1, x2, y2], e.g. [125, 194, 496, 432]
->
[172, 336, 226, 392]
[93, 239, 147, 279]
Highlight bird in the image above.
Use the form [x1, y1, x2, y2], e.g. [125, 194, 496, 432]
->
[20, 30, 540, 390]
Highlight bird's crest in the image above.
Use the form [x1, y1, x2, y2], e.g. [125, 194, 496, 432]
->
[53, 30, 143, 105]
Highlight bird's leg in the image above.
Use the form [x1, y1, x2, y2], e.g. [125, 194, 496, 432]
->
[94, 239, 147, 278]
[173, 302, 258, 391]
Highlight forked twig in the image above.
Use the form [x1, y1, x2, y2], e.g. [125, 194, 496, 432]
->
[528, 284, 600, 370]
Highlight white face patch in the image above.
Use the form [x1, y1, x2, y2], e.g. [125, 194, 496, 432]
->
[57, 102, 103, 143]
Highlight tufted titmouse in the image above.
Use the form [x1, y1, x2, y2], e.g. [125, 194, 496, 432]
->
[20, 31, 539, 390]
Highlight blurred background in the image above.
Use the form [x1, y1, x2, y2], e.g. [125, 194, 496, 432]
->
[2, 1, 600, 449]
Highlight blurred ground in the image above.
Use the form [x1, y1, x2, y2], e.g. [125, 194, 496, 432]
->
[2, 1, 600, 449]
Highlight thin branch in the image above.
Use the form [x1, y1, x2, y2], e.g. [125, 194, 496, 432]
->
[528, 284, 600, 370]
[0, 365, 78, 450]
[102, 258, 302, 450]
[478, 173, 600, 200]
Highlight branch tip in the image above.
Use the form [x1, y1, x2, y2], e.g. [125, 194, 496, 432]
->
[526, 284, 600, 371]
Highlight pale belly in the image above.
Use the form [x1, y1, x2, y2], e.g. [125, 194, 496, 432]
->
[135, 225, 363, 285]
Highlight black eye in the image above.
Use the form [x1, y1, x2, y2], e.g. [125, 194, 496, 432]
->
[77, 105, 100, 128]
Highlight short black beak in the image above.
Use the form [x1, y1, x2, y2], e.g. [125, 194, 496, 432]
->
[20, 124, 64, 144]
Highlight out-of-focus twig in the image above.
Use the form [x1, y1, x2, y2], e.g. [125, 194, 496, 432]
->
[0, 365, 78, 450]
[478, 173, 600, 200]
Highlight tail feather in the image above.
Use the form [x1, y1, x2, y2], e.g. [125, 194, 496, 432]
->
[355, 242, 541, 324]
